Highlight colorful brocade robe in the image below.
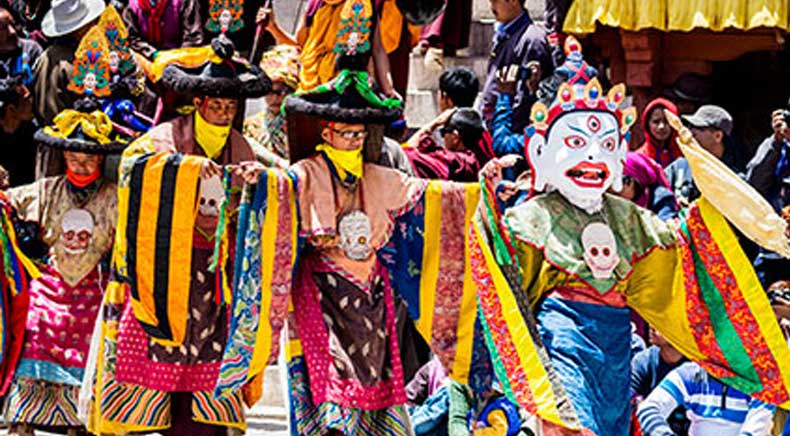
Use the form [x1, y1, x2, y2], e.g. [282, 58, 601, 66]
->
[87, 114, 257, 434]
[217, 156, 790, 435]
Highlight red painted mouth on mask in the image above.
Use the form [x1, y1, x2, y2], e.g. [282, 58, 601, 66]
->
[565, 162, 610, 188]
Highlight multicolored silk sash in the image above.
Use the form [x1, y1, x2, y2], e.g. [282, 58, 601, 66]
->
[215, 170, 297, 398]
[122, 152, 202, 346]
[0, 194, 39, 373]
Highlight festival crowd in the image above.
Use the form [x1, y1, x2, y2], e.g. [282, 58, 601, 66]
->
[0, 0, 787, 435]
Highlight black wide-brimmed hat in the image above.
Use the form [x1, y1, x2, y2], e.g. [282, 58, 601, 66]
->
[34, 99, 128, 155]
[396, 0, 446, 25]
[284, 69, 404, 163]
[160, 35, 272, 98]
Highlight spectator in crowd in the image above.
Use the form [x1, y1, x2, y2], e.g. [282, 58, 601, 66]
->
[745, 108, 790, 286]
[0, 74, 35, 186]
[636, 98, 682, 168]
[491, 62, 540, 157]
[437, 66, 495, 166]
[404, 108, 485, 182]
[617, 152, 679, 222]
[544, 0, 572, 66]
[480, 0, 552, 133]
[438, 66, 479, 111]
[632, 327, 687, 399]
[407, 357, 451, 436]
[244, 44, 300, 169]
[122, 0, 203, 61]
[449, 381, 531, 436]
[637, 361, 775, 436]
[666, 105, 735, 208]
[33, 0, 104, 179]
[631, 328, 689, 434]
[0, 7, 42, 88]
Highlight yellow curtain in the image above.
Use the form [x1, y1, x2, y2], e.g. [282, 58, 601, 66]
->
[564, 0, 789, 33]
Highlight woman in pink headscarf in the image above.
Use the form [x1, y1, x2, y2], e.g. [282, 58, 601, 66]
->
[636, 98, 681, 168]
[617, 151, 679, 221]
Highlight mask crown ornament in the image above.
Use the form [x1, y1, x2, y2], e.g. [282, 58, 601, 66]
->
[68, 26, 112, 98]
[524, 36, 637, 212]
[335, 0, 373, 56]
[205, 0, 245, 34]
[97, 6, 135, 76]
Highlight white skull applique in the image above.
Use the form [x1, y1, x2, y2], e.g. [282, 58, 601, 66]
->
[60, 209, 95, 256]
[199, 176, 225, 218]
[219, 9, 233, 32]
[338, 211, 373, 261]
[581, 222, 619, 280]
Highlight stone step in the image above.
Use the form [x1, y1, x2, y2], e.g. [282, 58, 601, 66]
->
[405, 89, 442, 127]
[408, 51, 490, 92]
[258, 364, 286, 408]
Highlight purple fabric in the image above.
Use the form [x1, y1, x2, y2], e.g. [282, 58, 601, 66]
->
[623, 152, 672, 208]
[404, 133, 481, 182]
[128, 0, 183, 50]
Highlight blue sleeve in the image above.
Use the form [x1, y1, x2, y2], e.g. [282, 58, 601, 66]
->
[410, 386, 450, 435]
[650, 185, 679, 221]
[492, 93, 525, 157]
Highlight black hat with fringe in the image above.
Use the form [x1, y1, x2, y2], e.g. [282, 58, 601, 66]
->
[160, 35, 272, 98]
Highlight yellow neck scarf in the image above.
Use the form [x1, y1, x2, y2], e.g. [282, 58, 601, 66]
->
[316, 143, 363, 180]
[194, 110, 231, 159]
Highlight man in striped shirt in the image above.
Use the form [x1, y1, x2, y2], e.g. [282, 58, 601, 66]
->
[637, 362, 774, 435]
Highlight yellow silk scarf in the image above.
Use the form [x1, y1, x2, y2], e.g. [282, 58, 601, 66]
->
[315, 143, 363, 180]
[194, 110, 231, 159]
[43, 110, 114, 144]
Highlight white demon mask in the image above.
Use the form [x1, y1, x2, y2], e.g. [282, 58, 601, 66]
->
[60, 209, 95, 255]
[581, 222, 619, 280]
[199, 176, 225, 217]
[526, 79, 636, 214]
[338, 211, 373, 261]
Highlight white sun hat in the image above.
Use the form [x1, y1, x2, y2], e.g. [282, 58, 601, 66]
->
[41, 0, 107, 38]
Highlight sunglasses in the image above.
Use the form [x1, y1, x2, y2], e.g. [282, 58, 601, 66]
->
[332, 129, 368, 140]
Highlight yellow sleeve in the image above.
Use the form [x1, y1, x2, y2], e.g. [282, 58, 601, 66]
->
[625, 244, 708, 365]
[472, 410, 510, 436]
[512, 238, 548, 309]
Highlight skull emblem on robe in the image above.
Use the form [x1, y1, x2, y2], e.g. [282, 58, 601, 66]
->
[338, 211, 373, 261]
[199, 176, 225, 217]
[581, 222, 619, 280]
[60, 209, 95, 255]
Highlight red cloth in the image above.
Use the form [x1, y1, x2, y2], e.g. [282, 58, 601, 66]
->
[138, 0, 169, 47]
[404, 132, 481, 182]
[419, 0, 472, 51]
[635, 98, 681, 168]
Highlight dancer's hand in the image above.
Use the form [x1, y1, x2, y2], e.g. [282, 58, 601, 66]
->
[200, 159, 223, 179]
[233, 161, 266, 184]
